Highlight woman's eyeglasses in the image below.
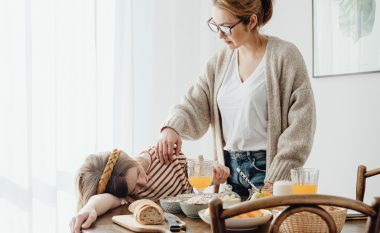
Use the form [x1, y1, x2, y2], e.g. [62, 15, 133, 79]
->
[207, 17, 242, 36]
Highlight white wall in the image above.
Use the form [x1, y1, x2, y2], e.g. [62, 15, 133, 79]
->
[263, 0, 380, 203]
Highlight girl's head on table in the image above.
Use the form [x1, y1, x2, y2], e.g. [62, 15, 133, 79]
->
[76, 150, 148, 210]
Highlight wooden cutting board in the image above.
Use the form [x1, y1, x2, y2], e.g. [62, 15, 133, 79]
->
[112, 215, 186, 233]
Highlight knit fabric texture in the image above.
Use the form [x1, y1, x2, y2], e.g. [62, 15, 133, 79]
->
[162, 36, 316, 183]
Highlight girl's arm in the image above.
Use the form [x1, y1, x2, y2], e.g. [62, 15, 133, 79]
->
[85, 193, 122, 215]
[70, 193, 122, 233]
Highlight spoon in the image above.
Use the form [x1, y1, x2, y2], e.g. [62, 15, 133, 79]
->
[236, 167, 260, 192]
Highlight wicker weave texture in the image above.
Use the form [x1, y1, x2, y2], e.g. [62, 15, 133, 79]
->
[273, 206, 347, 233]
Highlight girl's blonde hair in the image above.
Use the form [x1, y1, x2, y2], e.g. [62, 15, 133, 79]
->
[212, 0, 273, 27]
[75, 151, 138, 211]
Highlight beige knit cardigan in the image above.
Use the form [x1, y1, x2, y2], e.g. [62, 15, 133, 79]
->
[162, 36, 316, 182]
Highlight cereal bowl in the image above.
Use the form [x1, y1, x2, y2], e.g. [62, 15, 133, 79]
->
[180, 202, 208, 218]
[179, 193, 217, 218]
[159, 197, 183, 214]
[159, 193, 197, 214]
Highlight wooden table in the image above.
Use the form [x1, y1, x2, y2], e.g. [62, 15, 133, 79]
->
[83, 205, 367, 233]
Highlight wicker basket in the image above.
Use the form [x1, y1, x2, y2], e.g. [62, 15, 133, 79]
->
[272, 206, 347, 233]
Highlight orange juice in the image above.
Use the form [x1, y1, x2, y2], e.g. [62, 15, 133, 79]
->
[188, 176, 212, 189]
[292, 184, 318, 194]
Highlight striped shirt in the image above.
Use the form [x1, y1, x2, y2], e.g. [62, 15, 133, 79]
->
[131, 147, 193, 201]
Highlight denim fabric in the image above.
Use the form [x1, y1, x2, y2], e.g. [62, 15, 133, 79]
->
[224, 150, 266, 197]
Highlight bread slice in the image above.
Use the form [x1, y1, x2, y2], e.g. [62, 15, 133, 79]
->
[128, 199, 165, 225]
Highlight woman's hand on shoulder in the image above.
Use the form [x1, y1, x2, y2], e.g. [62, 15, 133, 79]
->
[70, 207, 97, 233]
[213, 164, 230, 184]
[156, 127, 182, 164]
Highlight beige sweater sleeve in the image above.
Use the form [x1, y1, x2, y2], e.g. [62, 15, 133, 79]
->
[161, 55, 217, 139]
[265, 44, 316, 182]
[266, 89, 316, 182]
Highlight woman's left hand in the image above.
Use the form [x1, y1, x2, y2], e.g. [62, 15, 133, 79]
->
[213, 164, 230, 184]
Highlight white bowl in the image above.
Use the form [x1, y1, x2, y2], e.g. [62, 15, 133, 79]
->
[199, 208, 272, 229]
[222, 198, 241, 208]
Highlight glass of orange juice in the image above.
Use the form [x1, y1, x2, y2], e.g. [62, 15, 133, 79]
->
[187, 157, 214, 193]
[291, 168, 319, 194]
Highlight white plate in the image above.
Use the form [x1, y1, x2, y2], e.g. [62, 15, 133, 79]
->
[198, 208, 272, 229]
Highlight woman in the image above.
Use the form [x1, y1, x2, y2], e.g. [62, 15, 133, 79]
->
[156, 0, 316, 196]
[70, 148, 229, 233]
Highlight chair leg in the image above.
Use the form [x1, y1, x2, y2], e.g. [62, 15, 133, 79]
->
[356, 165, 367, 202]
[209, 198, 225, 233]
[366, 197, 380, 233]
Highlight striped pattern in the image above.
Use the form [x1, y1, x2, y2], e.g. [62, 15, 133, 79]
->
[134, 150, 192, 201]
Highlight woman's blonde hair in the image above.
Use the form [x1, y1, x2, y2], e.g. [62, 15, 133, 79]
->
[75, 151, 138, 211]
[212, 0, 273, 27]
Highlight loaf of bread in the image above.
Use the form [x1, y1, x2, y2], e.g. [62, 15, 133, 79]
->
[128, 199, 165, 225]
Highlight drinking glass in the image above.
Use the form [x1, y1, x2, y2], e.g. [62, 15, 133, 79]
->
[187, 159, 214, 193]
[291, 168, 319, 194]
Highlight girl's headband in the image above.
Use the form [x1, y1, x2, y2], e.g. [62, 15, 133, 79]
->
[97, 149, 121, 194]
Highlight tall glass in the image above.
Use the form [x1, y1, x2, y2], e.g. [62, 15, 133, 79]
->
[187, 159, 214, 193]
[291, 168, 319, 194]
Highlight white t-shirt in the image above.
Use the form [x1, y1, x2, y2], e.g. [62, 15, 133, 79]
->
[217, 50, 268, 152]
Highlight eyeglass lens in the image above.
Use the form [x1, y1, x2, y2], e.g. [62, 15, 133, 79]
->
[208, 22, 231, 36]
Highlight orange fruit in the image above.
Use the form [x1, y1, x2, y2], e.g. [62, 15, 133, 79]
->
[240, 213, 250, 218]
[233, 210, 266, 219]
[261, 191, 272, 197]
[247, 210, 264, 218]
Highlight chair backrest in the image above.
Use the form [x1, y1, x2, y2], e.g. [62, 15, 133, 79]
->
[356, 165, 380, 202]
[209, 194, 380, 233]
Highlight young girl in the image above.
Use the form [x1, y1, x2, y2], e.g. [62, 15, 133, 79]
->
[70, 147, 230, 233]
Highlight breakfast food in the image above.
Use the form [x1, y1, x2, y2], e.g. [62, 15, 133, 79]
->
[219, 194, 239, 202]
[219, 193, 241, 208]
[184, 194, 217, 205]
[203, 208, 265, 219]
[128, 199, 165, 225]
[232, 210, 265, 218]
[159, 194, 195, 214]
[249, 190, 272, 200]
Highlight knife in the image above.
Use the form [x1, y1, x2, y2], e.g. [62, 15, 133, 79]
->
[164, 212, 181, 232]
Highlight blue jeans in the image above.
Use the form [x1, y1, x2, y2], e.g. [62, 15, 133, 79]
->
[224, 150, 266, 197]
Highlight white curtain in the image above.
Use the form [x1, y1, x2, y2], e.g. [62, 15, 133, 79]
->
[0, 0, 221, 232]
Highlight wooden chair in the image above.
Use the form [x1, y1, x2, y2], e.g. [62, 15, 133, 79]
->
[209, 194, 380, 233]
[214, 184, 220, 194]
[356, 165, 380, 202]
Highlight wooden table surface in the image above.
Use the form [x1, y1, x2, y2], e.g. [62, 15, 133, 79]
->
[82, 205, 367, 233]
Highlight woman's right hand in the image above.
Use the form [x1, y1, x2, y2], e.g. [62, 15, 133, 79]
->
[156, 127, 182, 164]
[70, 207, 97, 233]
